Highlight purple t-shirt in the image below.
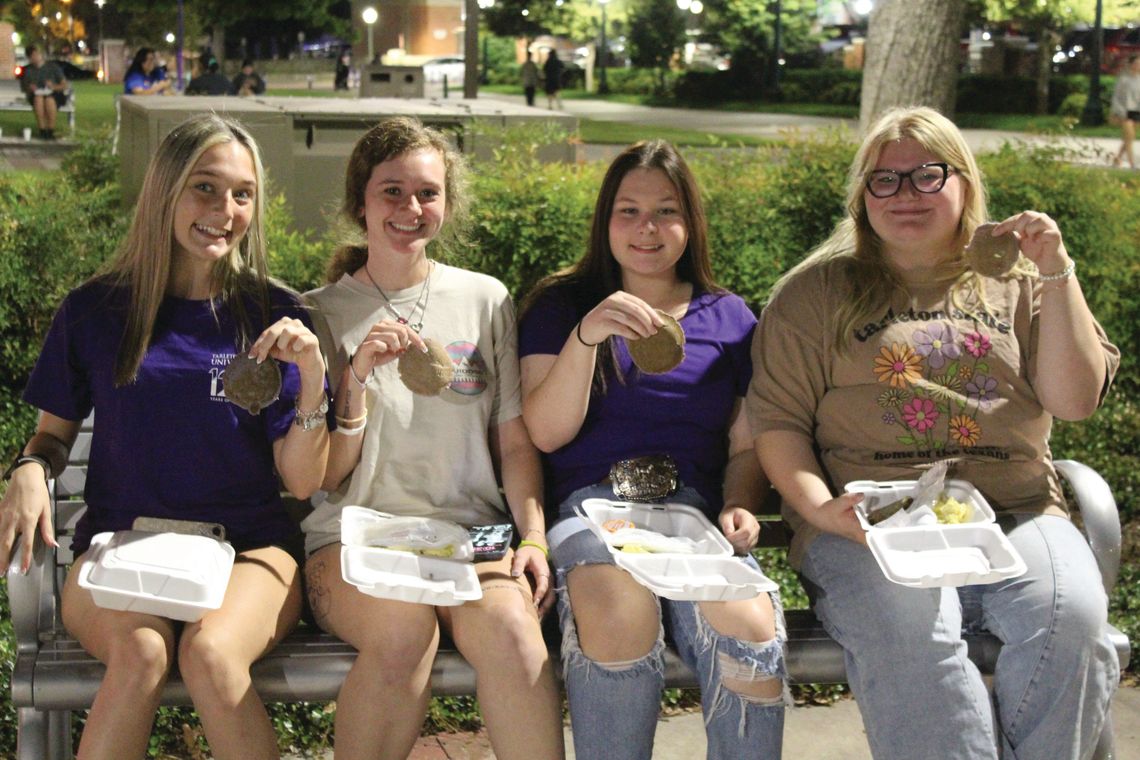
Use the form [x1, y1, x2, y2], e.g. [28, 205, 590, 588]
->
[23, 280, 309, 554]
[518, 287, 756, 517]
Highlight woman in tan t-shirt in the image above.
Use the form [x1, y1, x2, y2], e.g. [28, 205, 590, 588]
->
[748, 106, 1119, 760]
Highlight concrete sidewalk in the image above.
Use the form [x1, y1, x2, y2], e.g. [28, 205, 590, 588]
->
[478, 91, 1125, 168]
[286, 683, 1140, 758]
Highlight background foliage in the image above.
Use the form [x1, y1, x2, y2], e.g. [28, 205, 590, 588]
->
[0, 127, 1137, 756]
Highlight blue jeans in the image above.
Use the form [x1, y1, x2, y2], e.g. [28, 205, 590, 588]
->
[549, 483, 787, 760]
[801, 514, 1119, 760]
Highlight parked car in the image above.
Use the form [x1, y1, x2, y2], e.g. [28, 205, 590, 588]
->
[422, 56, 465, 84]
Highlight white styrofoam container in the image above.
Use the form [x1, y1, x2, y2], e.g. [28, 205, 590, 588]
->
[339, 506, 480, 605]
[844, 479, 1027, 588]
[340, 546, 481, 606]
[575, 498, 778, 601]
[339, 506, 474, 561]
[77, 530, 235, 622]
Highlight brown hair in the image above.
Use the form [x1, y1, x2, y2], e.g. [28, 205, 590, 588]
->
[520, 139, 719, 389]
[325, 117, 470, 282]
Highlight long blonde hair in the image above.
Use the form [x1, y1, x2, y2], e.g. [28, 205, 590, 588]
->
[325, 117, 471, 282]
[101, 113, 272, 386]
[772, 106, 1031, 352]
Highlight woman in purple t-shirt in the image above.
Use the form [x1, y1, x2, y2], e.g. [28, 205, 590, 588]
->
[0, 114, 329, 759]
[518, 141, 787, 759]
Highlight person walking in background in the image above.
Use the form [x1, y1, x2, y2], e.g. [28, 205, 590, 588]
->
[335, 48, 351, 91]
[20, 44, 68, 140]
[521, 50, 539, 107]
[543, 49, 564, 110]
[1110, 54, 1140, 169]
[232, 58, 266, 96]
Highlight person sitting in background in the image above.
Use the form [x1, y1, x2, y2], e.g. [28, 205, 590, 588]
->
[20, 44, 68, 140]
[124, 47, 171, 96]
[232, 59, 266, 96]
[186, 57, 234, 96]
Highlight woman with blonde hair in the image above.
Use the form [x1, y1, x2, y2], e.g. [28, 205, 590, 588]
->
[0, 113, 330, 759]
[301, 116, 563, 760]
[748, 106, 1120, 759]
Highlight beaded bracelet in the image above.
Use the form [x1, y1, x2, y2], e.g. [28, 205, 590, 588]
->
[517, 539, 550, 559]
[1038, 260, 1076, 282]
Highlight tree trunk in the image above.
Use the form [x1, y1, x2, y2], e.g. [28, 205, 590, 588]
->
[1035, 26, 1058, 116]
[859, 0, 964, 132]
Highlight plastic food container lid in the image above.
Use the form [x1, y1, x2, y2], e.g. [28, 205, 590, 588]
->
[844, 479, 1027, 587]
[339, 505, 474, 561]
[77, 530, 235, 622]
[340, 545, 481, 606]
[574, 498, 777, 601]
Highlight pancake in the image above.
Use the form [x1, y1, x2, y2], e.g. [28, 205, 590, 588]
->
[966, 222, 1020, 277]
[222, 353, 282, 414]
[627, 310, 685, 374]
[398, 338, 454, 396]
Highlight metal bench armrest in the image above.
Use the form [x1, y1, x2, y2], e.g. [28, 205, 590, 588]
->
[8, 534, 53, 655]
[1054, 459, 1121, 594]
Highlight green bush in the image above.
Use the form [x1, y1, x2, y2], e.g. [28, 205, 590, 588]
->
[2, 128, 1139, 756]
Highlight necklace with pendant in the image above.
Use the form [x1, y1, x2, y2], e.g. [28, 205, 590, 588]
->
[363, 260, 433, 333]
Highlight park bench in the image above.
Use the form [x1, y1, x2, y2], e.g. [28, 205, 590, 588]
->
[0, 79, 76, 137]
[8, 418, 1131, 759]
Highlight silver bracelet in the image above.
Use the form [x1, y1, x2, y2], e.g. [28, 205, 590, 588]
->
[1038, 260, 1076, 282]
[347, 354, 372, 388]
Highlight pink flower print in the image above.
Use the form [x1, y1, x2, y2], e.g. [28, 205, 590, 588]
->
[913, 324, 961, 370]
[966, 374, 999, 410]
[902, 397, 939, 433]
[964, 331, 991, 358]
[949, 415, 982, 447]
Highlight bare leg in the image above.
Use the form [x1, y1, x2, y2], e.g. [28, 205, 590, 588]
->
[568, 563, 658, 660]
[1122, 119, 1136, 169]
[62, 554, 177, 760]
[698, 594, 784, 701]
[179, 546, 302, 760]
[305, 544, 440, 760]
[440, 552, 564, 760]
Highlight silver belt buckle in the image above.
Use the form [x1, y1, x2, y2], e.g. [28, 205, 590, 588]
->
[609, 455, 678, 502]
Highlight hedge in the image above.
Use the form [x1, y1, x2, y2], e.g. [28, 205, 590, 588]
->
[0, 129, 1137, 756]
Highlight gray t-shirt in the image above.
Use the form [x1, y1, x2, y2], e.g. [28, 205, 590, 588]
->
[302, 263, 522, 554]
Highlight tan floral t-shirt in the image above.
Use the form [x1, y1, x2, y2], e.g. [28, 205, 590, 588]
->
[747, 258, 1119, 568]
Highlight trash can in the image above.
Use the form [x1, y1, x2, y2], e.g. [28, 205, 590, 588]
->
[360, 65, 424, 98]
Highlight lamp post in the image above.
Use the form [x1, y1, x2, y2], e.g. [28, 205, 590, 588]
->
[597, 0, 610, 95]
[95, 0, 105, 53]
[767, 0, 782, 93]
[1080, 0, 1105, 126]
[362, 6, 378, 64]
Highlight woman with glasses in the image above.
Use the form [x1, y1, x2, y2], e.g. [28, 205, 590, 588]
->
[747, 106, 1119, 760]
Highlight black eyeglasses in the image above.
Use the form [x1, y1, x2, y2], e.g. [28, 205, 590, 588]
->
[865, 162, 955, 198]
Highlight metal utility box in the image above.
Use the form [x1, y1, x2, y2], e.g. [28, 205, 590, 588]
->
[119, 96, 576, 234]
[360, 65, 425, 98]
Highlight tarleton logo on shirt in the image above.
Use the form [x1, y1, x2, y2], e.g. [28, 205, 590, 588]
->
[445, 341, 488, 396]
[210, 352, 236, 402]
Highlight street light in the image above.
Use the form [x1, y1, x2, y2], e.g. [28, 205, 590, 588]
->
[598, 0, 610, 95]
[362, 6, 378, 64]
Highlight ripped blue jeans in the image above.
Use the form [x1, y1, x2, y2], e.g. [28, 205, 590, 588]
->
[548, 483, 787, 760]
